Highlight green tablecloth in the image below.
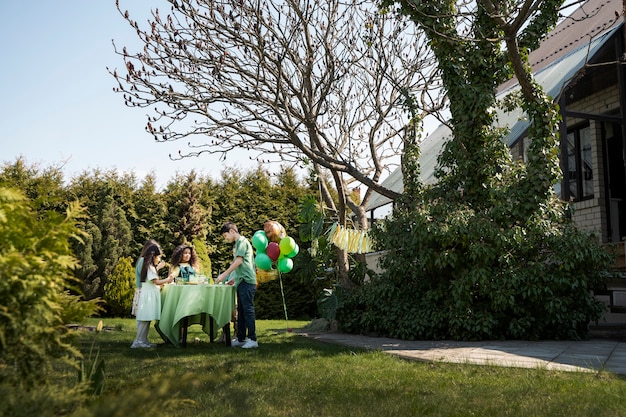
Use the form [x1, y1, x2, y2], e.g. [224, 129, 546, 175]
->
[156, 284, 235, 347]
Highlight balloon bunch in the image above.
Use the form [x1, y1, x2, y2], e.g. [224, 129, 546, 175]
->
[251, 229, 299, 273]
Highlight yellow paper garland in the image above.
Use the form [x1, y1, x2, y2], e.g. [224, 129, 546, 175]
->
[328, 223, 373, 254]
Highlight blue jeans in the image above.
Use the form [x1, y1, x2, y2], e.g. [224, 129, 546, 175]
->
[236, 282, 256, 342]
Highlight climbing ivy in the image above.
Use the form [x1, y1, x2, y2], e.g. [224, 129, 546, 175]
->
[338, 0, 612, 340]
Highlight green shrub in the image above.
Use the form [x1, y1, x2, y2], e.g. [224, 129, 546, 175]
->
[192, 238, 212, 278]
[103, 256, 134, 317]
[0, 380, 87, 417]
[0, 187, 86, 386]
[339, 194, 612, 341]
[59, 290, 103, 324]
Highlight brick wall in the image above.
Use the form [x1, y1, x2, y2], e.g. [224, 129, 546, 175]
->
[567, 85, 619, 242]
[509, 86, 619, 243]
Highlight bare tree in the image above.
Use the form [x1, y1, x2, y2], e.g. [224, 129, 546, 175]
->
[110, 0, 442, 286]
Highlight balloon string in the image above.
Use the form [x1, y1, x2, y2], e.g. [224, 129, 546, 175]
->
[278, 271, 289, 329]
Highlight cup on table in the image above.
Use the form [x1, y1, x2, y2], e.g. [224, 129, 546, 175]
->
[175, 277, 185, 285]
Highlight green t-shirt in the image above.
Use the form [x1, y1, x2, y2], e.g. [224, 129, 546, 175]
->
[135, 258, 143, 288]
[232, 235, 256, 287]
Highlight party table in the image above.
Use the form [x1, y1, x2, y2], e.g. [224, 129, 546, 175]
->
[155, 284, 236, 347]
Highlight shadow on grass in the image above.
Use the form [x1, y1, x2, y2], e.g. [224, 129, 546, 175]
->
[74, 322, 365, 364]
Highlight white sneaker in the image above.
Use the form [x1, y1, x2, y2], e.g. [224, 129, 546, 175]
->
[131, 341, 156, 349]
[231, 338, 249, 347]
[241, 339, 258, 349]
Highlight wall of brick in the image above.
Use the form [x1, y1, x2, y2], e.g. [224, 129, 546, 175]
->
[567, 85, 619, 242]
[509, 86, 619, 242]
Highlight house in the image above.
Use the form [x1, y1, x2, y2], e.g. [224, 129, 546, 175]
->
[366, 0, 626, 325]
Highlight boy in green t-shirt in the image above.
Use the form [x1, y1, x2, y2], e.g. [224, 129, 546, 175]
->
[216, 222, 258, 348]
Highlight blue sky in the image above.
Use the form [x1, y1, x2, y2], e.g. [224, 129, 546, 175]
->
[1, 2, 583, 192]
[1, 1, 256, 189]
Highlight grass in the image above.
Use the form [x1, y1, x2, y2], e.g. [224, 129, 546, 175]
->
[54, 318, 626, 417]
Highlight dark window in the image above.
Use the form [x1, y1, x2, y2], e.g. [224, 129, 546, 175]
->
[567, 125, 593, 201]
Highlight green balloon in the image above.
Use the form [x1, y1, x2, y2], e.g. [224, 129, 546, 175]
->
[286, 243, 299, 258]
[255, 253, 273, 271]
[277, 257, 293, 273]
[279, 236, 296, 255]
[252, 232, 268, 252]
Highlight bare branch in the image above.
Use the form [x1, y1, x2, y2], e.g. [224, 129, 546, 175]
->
[110, 0, 443, 202]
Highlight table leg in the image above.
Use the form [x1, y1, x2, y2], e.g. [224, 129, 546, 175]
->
[223, 324, 231, 346]
[180, 317, 189, 347]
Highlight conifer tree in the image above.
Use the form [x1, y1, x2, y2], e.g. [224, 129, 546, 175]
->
[0, 187, 84, 386]
[103, 256, 135, 317]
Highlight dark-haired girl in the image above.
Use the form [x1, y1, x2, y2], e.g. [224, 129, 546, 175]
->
[168, 244, 200, 283]
[131, 244, 173, 348]
[132, 239, 165, 317]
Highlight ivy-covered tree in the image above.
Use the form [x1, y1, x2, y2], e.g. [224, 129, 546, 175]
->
[337, 0, 612, 340]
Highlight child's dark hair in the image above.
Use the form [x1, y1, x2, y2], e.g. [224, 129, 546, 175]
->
[170, 244, 200, 270]
[220, 222, 238, 234]
[136, 239, 160, 269]
[140, 244, 162, 282]
[141, 239, 159, 256]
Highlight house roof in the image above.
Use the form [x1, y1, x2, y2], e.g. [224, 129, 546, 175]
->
[499, 21, 619, 147]
[366, 0, 623, 212]
[499, 0, 622, 91]
[365, 124, 451, 211]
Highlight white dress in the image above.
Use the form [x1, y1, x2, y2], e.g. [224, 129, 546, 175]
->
[135, 264, 162, 321]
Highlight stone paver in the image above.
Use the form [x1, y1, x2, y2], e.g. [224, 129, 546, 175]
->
[298, 331, 626, 375]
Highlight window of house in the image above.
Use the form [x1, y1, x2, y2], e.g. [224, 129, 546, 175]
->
[567, 124, 593, 201]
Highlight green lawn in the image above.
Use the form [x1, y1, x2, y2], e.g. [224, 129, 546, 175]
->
[54, 318, 626, 417]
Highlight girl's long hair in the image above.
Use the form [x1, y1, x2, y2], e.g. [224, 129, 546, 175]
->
[136, 239, 160, 268]
[140, 244, 162, 282]
[170, 244, 200, 270]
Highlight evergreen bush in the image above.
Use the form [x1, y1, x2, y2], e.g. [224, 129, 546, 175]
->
[0, 187, 85, 385]
[103, 256, 135, 317]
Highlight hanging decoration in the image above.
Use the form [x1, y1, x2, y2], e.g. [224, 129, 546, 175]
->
[327, 222, 373, 254]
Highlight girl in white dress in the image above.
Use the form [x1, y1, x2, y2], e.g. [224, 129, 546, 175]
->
[132, 239, 165, 317]
[131, 244, 173, 348]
